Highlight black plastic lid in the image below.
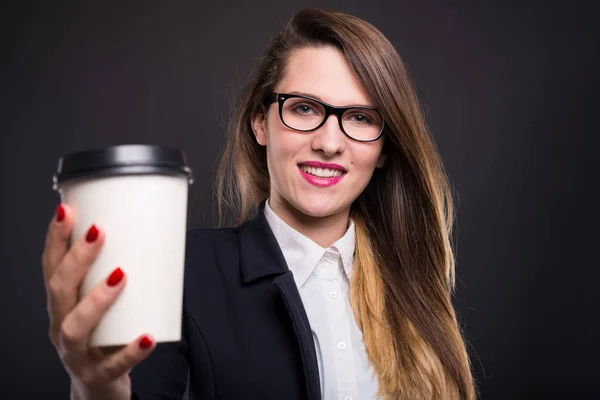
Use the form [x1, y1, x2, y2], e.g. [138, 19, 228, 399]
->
[53, 144, 194, 190]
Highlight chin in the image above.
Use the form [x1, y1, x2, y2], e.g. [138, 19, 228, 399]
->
[290, 195, 349, 219]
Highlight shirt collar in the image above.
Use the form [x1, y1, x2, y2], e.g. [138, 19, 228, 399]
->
[263, 199, 356, 287]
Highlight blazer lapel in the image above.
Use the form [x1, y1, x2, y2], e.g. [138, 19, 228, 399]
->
[274, 272, 322, 400]
[238, 202, 321, 400]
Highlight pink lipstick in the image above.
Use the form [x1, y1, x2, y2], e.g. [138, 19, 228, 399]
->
[298, 161, 346, 187]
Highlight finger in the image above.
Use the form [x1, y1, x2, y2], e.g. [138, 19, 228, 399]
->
[42, 203, 74, 281]
[99, 334, 156, 382]
[59, 267, 125, 352]
[47, 223, 105, 335]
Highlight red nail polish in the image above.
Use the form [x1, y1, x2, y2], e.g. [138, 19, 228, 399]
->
[55, 205, 65, 222]
[85, 225, 99, 242]
[106, 267, 124, 287]
[139, 335, 153, 349]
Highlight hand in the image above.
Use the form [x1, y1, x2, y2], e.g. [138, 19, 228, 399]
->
[42, 204, 155, 400]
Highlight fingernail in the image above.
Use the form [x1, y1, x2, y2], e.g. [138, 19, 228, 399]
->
[55, 204, 65, 222]
[139, 335, 153, 349]
[85, 224, 99, 243]
[106, 267, 124, 287]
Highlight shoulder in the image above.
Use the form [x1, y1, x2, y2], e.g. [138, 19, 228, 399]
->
[183, 227, 246, 316]
[185, 227, 240, 262]
[183, 227, 241, 281]
[186, 226, 239, 248]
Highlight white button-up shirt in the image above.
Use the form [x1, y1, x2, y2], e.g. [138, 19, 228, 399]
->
[264, 201, 379, 400]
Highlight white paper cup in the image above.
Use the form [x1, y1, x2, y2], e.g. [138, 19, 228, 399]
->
[53, 144, 194, 347]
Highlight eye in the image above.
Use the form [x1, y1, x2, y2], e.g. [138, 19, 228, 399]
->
[346, 112, 374, 125]
[293, 103, 318, 115]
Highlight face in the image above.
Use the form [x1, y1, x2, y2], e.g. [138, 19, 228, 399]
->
[252, 46, 385, 223]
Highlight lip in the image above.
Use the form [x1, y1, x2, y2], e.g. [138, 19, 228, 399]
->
[297, 162, 346, 187]
[299, 160, 347, 172]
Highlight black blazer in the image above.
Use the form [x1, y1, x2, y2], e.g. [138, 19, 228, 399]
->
[131, 202, 321, 400]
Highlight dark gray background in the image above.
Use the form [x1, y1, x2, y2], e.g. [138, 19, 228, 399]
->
[2, 0, 598, 399]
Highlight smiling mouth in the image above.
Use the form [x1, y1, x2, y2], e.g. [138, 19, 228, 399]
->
[298, 164, 346, 178]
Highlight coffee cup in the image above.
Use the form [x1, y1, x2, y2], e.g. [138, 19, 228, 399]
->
[53, 144, 194, 347]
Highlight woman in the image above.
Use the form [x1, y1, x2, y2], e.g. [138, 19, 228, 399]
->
[42, 8, 475, 400]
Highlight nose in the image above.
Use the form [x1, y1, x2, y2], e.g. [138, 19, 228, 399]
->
[311, 114, 346, 157]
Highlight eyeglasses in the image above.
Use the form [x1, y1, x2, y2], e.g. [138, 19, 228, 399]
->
[268, 93, 385, 142]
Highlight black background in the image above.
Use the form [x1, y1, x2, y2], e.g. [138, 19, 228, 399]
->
[2, 1, 598, 399]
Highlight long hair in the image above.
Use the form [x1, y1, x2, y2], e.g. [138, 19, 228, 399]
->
[216, 9, 475, 400]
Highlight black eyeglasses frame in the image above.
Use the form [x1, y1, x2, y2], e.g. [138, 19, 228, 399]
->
[268, 92, 385, 143]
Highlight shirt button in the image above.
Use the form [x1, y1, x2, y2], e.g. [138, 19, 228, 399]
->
[338, 341, 346, 349]
[330, 291, 337, 299]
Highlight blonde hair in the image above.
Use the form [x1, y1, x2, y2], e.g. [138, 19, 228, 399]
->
[216, 9, 475, 399]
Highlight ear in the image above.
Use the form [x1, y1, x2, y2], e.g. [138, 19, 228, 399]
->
[251, 112, 267, 147]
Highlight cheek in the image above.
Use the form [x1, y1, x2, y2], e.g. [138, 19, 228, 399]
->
[351, 143, 384, 171]
[264, 114, 289, 155]
[265, 127, 306, 161]
[264, 129, 300, 186]
[266, 133, 292, 162]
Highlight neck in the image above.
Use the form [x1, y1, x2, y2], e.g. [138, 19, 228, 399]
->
[268, 197, 350, 248]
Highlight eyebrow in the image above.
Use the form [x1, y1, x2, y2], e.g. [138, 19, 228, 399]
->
[286, 90, 375, 108]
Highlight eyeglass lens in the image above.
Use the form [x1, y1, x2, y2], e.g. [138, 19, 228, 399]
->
[281, 97, 383, 141]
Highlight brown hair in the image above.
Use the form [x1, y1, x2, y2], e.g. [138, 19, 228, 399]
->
[216, 8, 475, 400]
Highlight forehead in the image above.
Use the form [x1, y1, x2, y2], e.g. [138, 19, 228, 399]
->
[275, 46, 374, 107]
